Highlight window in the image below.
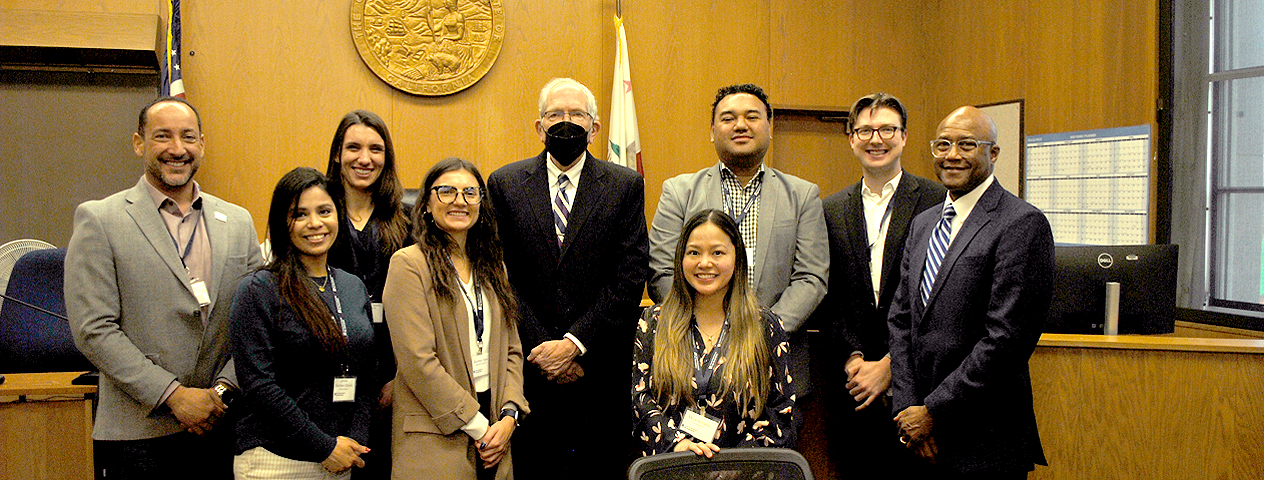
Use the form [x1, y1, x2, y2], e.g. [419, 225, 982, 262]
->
[1208, 0, 1264, 311]
[1172, 0, 1264, 318]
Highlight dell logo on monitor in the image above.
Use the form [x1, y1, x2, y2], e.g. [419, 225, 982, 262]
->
[1097, 253, 1114, 269]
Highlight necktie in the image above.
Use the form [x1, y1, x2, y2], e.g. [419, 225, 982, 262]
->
[553, 174, 572, 248]
[920, 202, 957, 307]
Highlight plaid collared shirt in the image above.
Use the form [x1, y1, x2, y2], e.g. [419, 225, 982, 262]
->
[719, 163, 764, 286]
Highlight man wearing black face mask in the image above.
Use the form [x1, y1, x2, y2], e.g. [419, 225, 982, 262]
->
[486, 77, 650, 479]
[647, 83, 829, 447]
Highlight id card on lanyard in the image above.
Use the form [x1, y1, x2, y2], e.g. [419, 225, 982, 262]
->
[683, 321, 728, 442]
[169, 215, 211, 308]
[325, 273, 357, 403]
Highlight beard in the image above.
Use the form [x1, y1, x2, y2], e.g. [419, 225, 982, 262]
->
[147, 155, 199, 190]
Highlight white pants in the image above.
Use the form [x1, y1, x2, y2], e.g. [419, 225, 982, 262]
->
[233, 446, 351, 480]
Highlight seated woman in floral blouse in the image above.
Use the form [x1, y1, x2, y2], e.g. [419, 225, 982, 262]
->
[633, 209, 794, 457]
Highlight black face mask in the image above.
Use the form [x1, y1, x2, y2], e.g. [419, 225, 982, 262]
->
[545, 121, 589, 166]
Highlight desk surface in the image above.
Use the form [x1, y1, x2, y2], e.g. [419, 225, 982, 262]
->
[1038, 333, 1264, 354]
[0, 371, 96, 396]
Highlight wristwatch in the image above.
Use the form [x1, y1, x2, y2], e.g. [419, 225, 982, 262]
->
[498, 408, 519, 426]
[213, 381, 238, 407]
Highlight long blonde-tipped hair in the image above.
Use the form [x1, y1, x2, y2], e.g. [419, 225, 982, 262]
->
[652, 209, 770, 413]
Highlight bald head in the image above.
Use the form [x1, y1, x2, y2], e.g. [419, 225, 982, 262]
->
[937, 106, 997, 142]
[933, 106, 1000, 199]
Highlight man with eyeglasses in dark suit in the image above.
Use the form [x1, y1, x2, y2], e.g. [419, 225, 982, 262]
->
[816, 93, 945, 476]
[887, 106, 1053, 478]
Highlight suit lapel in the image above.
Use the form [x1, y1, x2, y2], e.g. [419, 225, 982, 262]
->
[518, 153, 558, 261]
[123, 182, 191, 291]
[924, 182, 1002, 309]
[839, 183, 868, 276]
[753, 169, 780, 289]
[201, 195, 229, 308]
[450, 281, 475, 387]
[560, 153, 607, 256]
[881, 175, 921, 297]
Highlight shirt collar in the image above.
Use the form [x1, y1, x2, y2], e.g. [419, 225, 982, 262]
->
[718, 162, 766, 187]
[946, 174, 994, 219]
[861, 170, 903, 199]
[141, 175, 203, 213]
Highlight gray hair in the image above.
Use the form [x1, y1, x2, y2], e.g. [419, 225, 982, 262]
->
[537, 77, 600, 122]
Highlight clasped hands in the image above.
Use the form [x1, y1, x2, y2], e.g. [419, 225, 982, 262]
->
[166, 385, 227, 436]
[476, 416, 517, 468]
[527, 338, 584, 384]
[894, 405, 937, 463]
[844, 354, 891, 411]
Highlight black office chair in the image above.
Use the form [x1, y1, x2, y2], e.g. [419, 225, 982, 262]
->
[0, 248, 93, 373]
[628, 447, 814, 480]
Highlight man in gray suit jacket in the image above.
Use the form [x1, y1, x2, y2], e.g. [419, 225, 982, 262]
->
[67, 97, 263, 479]
[648, 84, 829, 441]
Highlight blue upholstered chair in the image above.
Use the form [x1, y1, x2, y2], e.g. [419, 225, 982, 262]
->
[0, 248, 93, 373]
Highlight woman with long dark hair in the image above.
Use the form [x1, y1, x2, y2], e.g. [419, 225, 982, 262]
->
[632, 209, 794, 457]
[324, 110, 411, 478]
[384, 158, 527, 479]
[230, 167, 376, 478]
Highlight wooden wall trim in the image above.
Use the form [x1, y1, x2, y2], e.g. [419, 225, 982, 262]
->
[0, 9, 159, 52]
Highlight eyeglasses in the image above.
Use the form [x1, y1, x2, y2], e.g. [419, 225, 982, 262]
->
[542, 110, 592, 123]
[852, 125, 903, 140]
[930, 139, 995, 158]
[431, 186, 483, 205]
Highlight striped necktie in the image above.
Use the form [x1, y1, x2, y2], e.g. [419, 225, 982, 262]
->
[920, 202, 957, 307]
[553, 174, 572, 248]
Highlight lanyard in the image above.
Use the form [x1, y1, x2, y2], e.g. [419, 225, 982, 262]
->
[691, 320, 729, 401]
[326, 272, 348, 339]
[867, 199, 896, 252]
[455, 274, 486, 354]
[721, 176, 763, 226]
[318, 271, 351, 375]
[168, 212, 200, 267]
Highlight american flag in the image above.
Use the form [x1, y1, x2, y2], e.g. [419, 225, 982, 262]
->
[160, 0, 185, 98]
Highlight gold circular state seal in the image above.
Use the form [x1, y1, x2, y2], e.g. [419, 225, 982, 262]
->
[351, 0, 505, 96]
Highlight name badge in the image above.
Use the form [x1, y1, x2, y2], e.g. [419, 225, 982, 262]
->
[333, 376, 357, 403]
[472, 355, 489, 378]
[190, 279, 211, 307]
[371, 302, 384, 324]
[680, 408, 720, 443]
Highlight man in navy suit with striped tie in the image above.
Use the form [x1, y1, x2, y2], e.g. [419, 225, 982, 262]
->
[887, 106, 1054, 479]
[486, 78, 649, 479]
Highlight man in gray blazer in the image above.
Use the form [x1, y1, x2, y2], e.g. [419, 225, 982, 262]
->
[647, 84, 828, 441]
[67, 97, 263, 479]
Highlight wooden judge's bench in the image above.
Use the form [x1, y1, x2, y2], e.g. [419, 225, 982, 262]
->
[798, 321, 1264, 480]
[0, 371, 95, 480]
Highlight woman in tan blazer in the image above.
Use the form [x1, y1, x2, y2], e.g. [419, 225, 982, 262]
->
[383, 158, 527, 480]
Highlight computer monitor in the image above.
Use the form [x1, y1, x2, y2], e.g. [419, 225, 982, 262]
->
[1046, 244, 1179, 335]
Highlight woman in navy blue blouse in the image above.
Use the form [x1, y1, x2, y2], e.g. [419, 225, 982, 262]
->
[230, 167, 375, 478]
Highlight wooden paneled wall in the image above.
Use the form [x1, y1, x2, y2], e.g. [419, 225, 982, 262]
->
[0, 0, 1158, 239]
[169, 0, 1158, 239]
